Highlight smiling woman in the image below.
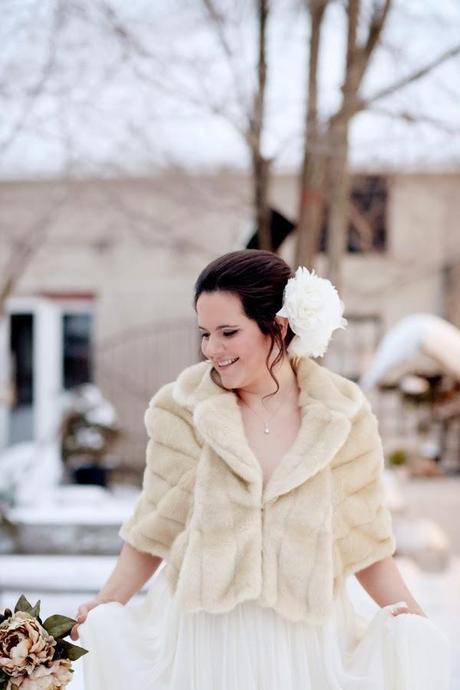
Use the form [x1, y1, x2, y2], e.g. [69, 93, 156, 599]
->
[196, 289, 302, 454]
[76, 249, 451, 690]
[194, 250, 296, 400]
[198, 315, 241, 371]
[197, 291, 273, 378]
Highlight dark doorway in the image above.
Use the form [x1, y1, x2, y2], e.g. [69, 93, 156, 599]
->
[63, 313, 93, 389]
[9, 313, 34, 443]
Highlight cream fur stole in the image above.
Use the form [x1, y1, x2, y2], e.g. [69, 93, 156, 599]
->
[119, 355, 396, 623]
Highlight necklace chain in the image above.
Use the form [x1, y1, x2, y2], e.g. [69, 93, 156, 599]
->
[239, 393, 288, 434]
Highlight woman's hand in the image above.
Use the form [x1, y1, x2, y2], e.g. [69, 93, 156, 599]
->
[70, 598, 115, 641]
[69, 543, 162, 641]
[390, 602, 428, 618]
[356, 557, 428, 619]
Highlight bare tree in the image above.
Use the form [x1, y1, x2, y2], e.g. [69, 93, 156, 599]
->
[296, 0, 329, 273]
[2, 0, 460, 277]
[202, 0, 272, 249]
[324, 0, 392, 290]
[250, 0, 271, 249]
[295, 0, 460, 291]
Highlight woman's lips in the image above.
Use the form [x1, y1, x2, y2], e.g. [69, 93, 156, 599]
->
[215, 357, 239, 369]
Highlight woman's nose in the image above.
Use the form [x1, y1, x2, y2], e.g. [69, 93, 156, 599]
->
[203, 336, 224, 359]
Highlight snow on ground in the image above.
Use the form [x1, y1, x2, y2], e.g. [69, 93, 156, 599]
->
[0, 555, 458, 689]
[6, 484, 141, 524]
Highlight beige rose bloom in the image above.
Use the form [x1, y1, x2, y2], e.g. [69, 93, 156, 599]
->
[49, 659, 73, 686]
[0, 611, 56, 677]
[7, 659, 73, 690]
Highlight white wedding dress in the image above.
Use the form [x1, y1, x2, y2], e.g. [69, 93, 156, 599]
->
[79, 559, 451, 690]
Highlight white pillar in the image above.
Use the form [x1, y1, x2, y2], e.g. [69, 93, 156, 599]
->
[33, 299, 63, 485]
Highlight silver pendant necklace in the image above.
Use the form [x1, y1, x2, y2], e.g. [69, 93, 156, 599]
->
[240, 394, 287, 434]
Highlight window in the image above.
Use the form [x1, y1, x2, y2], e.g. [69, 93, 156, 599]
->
[63, 313, 93, 389]
[244, 175, 387, 255]
[10, 313, 34, 405]
[320, 175, 387, 253]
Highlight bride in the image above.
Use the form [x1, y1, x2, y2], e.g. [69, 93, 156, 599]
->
[71, 249, 451, 689]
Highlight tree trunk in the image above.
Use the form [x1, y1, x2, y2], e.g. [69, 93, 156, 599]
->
[295, 138, 326, 268]
[251, 0, 271, 250]
[323, 0, 358, 289]
[295, 0, 329, 268]
[325, 118, 350, 291]
[252, 150, 271, 250]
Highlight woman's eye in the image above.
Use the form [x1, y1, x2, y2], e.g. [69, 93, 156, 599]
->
[200, 330, 238, 339]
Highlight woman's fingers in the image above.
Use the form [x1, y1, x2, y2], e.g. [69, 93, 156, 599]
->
[390, 601, 410, 616]
[391, 607, 409, 616]
[70, 602, 96, 641]
[77, 605, 89, 620]
[70, 621, 80, 641]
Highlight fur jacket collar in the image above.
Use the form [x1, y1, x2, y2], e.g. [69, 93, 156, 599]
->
[119, 354, 396, 624]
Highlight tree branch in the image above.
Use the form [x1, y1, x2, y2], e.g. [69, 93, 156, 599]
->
[362, 0, 392, 63]
[0, 1, 63, 155]
[0, 189, 69, 314]
[368, 105, 460, 135]
[336, 0, 393, 121]
[201, 0, 252, 121]
[350, 0, 392, 94]
[305, 0, 328, 140]
[362, 43, 460, 109]
[247, 0, 268, 152]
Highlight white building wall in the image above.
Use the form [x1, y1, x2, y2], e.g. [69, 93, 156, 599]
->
[1, 171, 459, 467]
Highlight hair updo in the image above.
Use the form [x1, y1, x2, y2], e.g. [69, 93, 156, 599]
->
[193, 249, 295, 397]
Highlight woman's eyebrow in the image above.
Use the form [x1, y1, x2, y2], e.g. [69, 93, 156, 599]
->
[198, 324, 239, 331]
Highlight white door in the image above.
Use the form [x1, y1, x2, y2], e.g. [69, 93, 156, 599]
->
[1, 296, 93, 451]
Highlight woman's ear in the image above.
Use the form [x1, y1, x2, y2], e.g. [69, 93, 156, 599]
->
[275, 315, 289, 339]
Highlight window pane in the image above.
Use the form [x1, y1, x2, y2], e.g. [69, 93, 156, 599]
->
[9, 313, 34, 443]
[63, 313, 93, 389]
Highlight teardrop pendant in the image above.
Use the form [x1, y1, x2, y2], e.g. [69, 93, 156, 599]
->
[264, 424, 270, 434]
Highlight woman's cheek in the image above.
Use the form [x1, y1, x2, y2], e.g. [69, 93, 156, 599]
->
[200, 340, 207, 358]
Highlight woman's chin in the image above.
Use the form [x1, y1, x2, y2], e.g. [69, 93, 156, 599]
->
[216, 365, 243, 387]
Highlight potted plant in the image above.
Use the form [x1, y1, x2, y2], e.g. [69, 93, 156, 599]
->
[60, 384, 121, 487]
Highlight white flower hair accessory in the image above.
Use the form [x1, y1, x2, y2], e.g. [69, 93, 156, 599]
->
[276, 266, 347, 358]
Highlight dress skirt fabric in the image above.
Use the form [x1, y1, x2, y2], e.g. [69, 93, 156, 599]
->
[79, 562, 451, 690]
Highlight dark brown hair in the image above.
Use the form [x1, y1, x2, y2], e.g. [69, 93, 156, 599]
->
[193, 249, 295, 398]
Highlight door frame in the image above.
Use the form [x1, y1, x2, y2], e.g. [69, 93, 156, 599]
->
[0, 295, 94, 451]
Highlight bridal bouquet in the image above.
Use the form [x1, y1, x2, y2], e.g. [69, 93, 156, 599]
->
[0, 595, 87, 689]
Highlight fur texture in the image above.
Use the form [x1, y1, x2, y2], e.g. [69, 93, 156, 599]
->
[119, 354, 396, 623]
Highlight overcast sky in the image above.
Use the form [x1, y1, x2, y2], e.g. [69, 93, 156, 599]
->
[1, 0, 459, 180]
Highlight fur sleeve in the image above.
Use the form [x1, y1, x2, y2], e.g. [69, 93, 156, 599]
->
[118, 382, 200, 559]
[332, 389, 396, 578]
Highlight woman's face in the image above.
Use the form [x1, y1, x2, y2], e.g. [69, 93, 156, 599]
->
[196, 290, 278, 390]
